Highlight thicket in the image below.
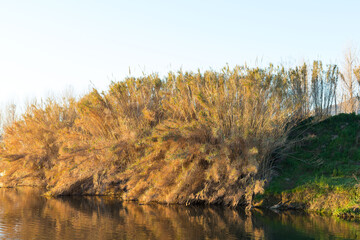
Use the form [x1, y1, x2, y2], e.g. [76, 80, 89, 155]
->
[0, 61, 350, 207]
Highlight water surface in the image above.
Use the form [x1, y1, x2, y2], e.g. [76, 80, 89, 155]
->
[0, 188, 360, 239]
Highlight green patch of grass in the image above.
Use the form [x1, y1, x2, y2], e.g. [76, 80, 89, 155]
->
[264, 113, 360, 216]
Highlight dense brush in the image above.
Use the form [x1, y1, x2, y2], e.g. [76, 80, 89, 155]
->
[0, 63, 340, 206]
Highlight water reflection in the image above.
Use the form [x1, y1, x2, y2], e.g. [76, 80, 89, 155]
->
[0, 188, 360, 239]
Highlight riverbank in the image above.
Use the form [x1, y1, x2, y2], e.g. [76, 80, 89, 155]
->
[255, 113, 360, 219]
[0, 64, 355, 212]
[1, 66, 302, 206]
[1, 113, 360, 219]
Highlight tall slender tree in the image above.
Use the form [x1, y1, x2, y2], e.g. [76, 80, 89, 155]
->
[340, 46, 359, 113]
[355, 66, 360, 86]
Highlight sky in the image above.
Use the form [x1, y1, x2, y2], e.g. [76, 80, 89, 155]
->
[0, 0, 359, 110]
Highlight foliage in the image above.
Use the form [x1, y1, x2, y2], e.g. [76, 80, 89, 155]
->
[0, 63, 344, 207]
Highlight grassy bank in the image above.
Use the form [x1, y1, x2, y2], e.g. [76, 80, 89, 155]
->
[256, 113, 360, 218]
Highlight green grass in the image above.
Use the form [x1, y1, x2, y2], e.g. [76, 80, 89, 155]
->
[261, 113, 360, 217]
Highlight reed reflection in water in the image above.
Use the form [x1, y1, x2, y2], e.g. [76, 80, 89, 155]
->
[0, 188, 360, 240]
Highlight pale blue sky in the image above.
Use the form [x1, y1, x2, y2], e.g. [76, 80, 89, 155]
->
[0, 0, 359, 109]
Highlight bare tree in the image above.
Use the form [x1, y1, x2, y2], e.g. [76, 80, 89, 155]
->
[340, 46, 359, 113]
[311, 61, 324, 116]
[324, 64, 339, 115]
[310, 61, 339, 117]
[355, 65, 360, 87]
[3, 103, 17, 128]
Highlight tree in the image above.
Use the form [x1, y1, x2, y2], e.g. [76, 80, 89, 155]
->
[311, 61, 324, 116]
[3, 103, 17, 129]
[355, 66, 360, 86]
[340, 46, 359, 113]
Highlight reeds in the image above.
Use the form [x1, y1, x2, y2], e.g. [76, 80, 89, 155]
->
[0, 63, 342, 206]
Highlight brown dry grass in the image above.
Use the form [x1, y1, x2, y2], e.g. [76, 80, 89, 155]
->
[0, 64, 340, 206]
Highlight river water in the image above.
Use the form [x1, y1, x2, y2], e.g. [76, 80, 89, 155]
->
[0, 188, 360, 240]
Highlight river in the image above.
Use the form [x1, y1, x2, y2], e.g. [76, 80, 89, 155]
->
[0, 188, 360, 239]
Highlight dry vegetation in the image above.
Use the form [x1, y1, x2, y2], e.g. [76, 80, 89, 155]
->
[0, 61, 356, 207]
